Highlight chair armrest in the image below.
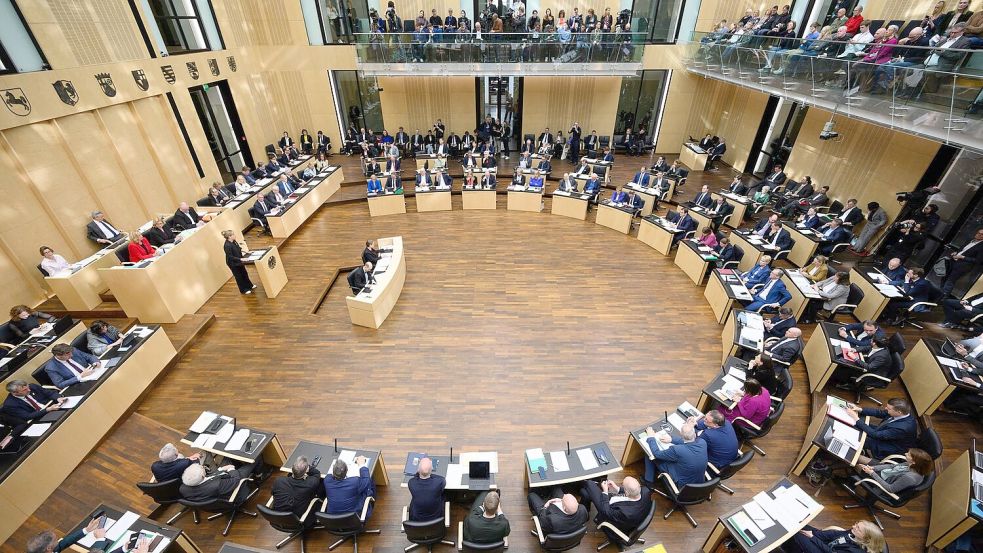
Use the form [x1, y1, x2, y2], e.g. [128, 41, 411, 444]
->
[300, 498, 322, 522]
[401, 505, 408, 524]
[359, 496, 375, 522]
[830, 303, 858, 313]
[970, 313, 983, 322]
[320, 497, 328, 512]
[707, 462, 720, 475]
[854, 477, 900, 501]
[880, 455, 906, 464]
[777, 249, 792, 257]
[732, 416, 762, 431]
[658, 472, 681, 495]
[504, 536, 508, 549]
[445, 501, 451, 527]
[532, 515, 545, 543]
[266, 496, 274, 508]
[856, 372, 891, 384]
[907, 301, 939, 311]
[723, 261, 739, 269]
[597, 522, 632, 544]
[457, 521, 464, 550]
[227, 477, 253, 502]
[771, 396, 784, 404]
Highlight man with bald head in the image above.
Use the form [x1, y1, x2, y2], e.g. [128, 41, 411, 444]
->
[527, 487, 588, 536]
[872, 26, 930, 94]
[580, 476, 652, 537]
[408, 456, 446, 521]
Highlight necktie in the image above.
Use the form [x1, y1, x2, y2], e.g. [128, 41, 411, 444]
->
[24, 394, 41, 410]
[760, 280, 775, 300]
[98, 220, 118, 238]
[64, 358, 85, 375]
[771, 231, 781, 246]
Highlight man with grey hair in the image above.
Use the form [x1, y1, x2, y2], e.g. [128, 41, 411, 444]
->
[1, 379, 63, 423]
[151, 442, 201, 482]
[579, 476, 651, 538]
[324, 456, 377, 518]
[644, 421, 709, 488]
[271, 455, 324, 525]
[180, 459, 257, 503]
[86, 211, 125, 245]
[42, 343, 100, 389]
[26, 518, 116, 553]
[408, 456, 446, 521]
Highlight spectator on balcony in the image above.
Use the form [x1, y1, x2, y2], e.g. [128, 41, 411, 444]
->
[760, 21, 801, 72]
[845, 6, 865, 35]
[849, 26, 899, 91]
[837, 22, 873, 60]
[871, 26, 931, 94]
[922, 1, 949, 35]
[776, 25, 832, 75]
[444, 9, 457, 30]
[829, 8, 848, 31]
[459, 10, 471, 31]
[964, 10, 983, 47]
[738, 8, 754, 27]
[412, 24, 427, 62]
[938, 0, 974, 39]
[720, 22, 754, 63]
[914, 22, 972, 95]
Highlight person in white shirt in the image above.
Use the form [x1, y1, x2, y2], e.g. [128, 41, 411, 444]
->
[39, 246, 71, 276]
[838, 23, 873, 59]
[234, 175, 252, 195]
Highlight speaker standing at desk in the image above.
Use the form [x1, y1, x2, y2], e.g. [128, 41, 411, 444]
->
[348, 262, 375, 294]
[223, 230, 256, 295]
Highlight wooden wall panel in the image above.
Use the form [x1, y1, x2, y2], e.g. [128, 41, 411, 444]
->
[377, 76, 476, 135]
[695, 0, 771, 32]
[864, 0, 938, 21]
[130, 97, 195, 206]
[682, 79, 768, 170]
[785, 107, 940, 221]
[520, 77, 620, 141]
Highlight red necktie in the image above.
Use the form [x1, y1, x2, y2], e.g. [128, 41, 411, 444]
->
[24, 394, 41, 410]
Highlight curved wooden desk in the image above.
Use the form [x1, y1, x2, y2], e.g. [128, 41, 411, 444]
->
[346, 236, 406, 329]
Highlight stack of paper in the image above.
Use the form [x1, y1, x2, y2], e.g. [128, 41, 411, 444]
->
[576, 448, 599, 470]
[189, 411, 218, 432]
[59, 395, 84, 409]
[525, 448, 547, 472]
[549, 451, 570, 472]
[831, 421, 862, 449]
[23, 423, 51, 437]
[445, 463, 465, 487]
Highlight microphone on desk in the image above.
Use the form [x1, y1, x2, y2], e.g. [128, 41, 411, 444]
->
[334, 438, 338, 453]
[566, 441, 570, 456]
[450, 446, 453, 463]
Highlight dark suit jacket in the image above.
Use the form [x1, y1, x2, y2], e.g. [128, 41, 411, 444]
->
[362, 247, 379, 266]
[838, 207, 865, 227]
[692, 191, 713, 208]
[901, 278, 932, 302]
[765, 228, 793, 250]
[254, 198, 274, 217]
[1, 384, 60, 422]
[172, 208, 200, 230]
[820, 226, 852, 245]
[348, 267, 372, 293]
[537, 503, 588, 536]
[145, 226, 176, 247]
[224, 240, 245, 268]
[86, 220, 123, 243]
[855, 410, 918, 460]
[766, 337, 802, 364]
[856, 347, 892, 378]
[805, 192, 829, 206]
[763, 171, 787, 186]
[765, 315, 796, 339]
[43, 348, 100, 388]
[593, 488, 652, 535]
[727, 181, 748, 195]
[152, 458, 194, 483]
[841, 323, 887, 353]
[181, 466, 251, 503]
[708, 201, 732, 218]
[272, 469, 324, 518]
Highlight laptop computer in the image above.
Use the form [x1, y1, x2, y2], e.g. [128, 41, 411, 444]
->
[468, 461, 491, 487]
[51, 316, 73, 335]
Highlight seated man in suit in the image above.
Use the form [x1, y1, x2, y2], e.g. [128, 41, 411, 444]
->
[694, 410, 740, 470]
[239, 167, 257, 185]
[362, 240, 379, 266]
[602, 149, 614, 162]
[253, 195, 279, 232]
[835, 335, 892, 385]
[706, 197, 734, 230]
[744, 269, 792, 312]
[557, 173, 578, 193]
[584, 174, 602, 201]
[251, 163, 268, 180]
[527, 488, 588, 536]
[180, 461, 257, 504]
[763, 307, 796, 339]
[753, 327, 803, 366]
[152, 443, 202, 482]
[580, 476, 651, 539]
[817, 218, 852, 255]
[666, 206, 697, 245]
[725, 176, 748, 196]
[623, 189, 644, 215]
[43, 343, 101, 388]
[408, 457, 445, 522]
[272, 456, 324, 527]
[741, 256, 773, 288]
[266, 156, 286, 175]
[880, 267, 933, 325]
[750, 214, 779, 238]
[528, 170, 545, 191]
[463, 490, 510, 544]
[763, 221, 793, 252]
[632, 166, 651, 188]
[713, 237, 739, 268]
[480, 170, 496, 190]
[275, 174, 295, 196]
[386, 155, 401, 173]
[324, 457, 377, 518]
[85, 320, 121, 356]
[363, 155, 380, 176]
[837, 320, 887, 353]
[837, 198, 865, 229]
[643, 421, 709, 487]
[517, 152, 532, 170]
[414, 168, 432, 190]
[692, 185, 713, 209]
[266, 188, 287, 207]
[844, 398, 918, 464]
[880, 257, 907, 284]
[797, 207, 823, 230]
[172, 202, 203, 231]
[366, 175, 383, 194]
[705, 138, 726, 171]
[2, 379, 65, 423]
[651, 156, 669, 173]
[941, 291, 983, 329]
[26, 519, 113, 553]
[537, 157, 552, 173]
[347, 261, 375, 294]
[86, 211, 125, 245]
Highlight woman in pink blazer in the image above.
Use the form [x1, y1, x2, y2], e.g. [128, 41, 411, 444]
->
[723, 378, 771, 429]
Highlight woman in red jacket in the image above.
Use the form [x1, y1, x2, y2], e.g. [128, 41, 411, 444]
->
[126, 231, 156, 262]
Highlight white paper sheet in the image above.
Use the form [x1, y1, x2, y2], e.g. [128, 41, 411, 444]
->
[214, 418, 236, 444]
[446, 463, 465, 487]
[59, 395, 84, 409]
[192, 434, 217, 449]
[189, 411, 218, 433]
[79, 366, 108, 382]
[226, 428, 250, 451]
[105, 511, 140, 541]
[459, 452, 499, 473]
[668, 412, 686, 431]
[727, 368, 747, 380]
[22, 423, 51, 437]
[742, 501, 775, 529]
[938, 356, 962, 368]
[730, 284, 752, 299]
[549, 451, 570, 472]
[831, 421, 862, 449]
[78, 518, 117, 547]
[576, 448, 599, 470]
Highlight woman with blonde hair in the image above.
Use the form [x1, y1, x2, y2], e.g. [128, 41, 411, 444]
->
[126, 230, 156, 262]
[801, 255, 829, 282]
[789, 520, 885, 552]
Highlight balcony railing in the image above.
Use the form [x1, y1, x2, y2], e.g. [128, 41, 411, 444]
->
[352, 32, 645, 75]
[683, 32, 983, 152]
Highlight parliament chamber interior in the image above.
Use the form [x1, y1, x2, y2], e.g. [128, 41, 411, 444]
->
[3, 0, 983, 551]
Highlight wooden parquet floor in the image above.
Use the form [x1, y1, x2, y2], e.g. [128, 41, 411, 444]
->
[7, 155, 980, 553]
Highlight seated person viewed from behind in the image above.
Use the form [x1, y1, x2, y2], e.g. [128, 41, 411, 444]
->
[527, 487, 588, 536]
[642, 421, 709, 487]
[579, 476, 651, 538]
[39, 246, 71, 276]
[272, 456, 324, 525]
[694, 409, 740, 470]
[86, 320, 121, 356]
[26, 518, 116, 553]
[8, 305, 56, 341]
[408, 457, 445, 522]
[2, 379, 65, 423]
[43, 343, 101, 388]
[126, 231, 156, 263]
[789, 520, 885, 553]
[180, 461, 256, 503]
[86, 211, 125, 245]
[152, 442, 202, 482]
[324, 456, 377, 518]
[348, 262, 375, 294]
[853, 447, 933, 494]
[464, 490, 510, 544]
[843, 398, 918, 464]
[721, 378, 771, 428]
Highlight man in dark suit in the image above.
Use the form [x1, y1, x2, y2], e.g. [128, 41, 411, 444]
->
[580, 476, 651, 538]
[745, 269, 792, 312]
[880, 258, 908, 284]
[408, 457, 445, 522]
[537, 158, 552, 173]
[179, 462, 257, 504]
[845, 336, 892, 380]
[692, 185, 713, 208]
[172, 202, 201, 230]
[818, 218, 852, 255]
[845, 398, 918, 463]
[881, 267, 934, 324]
[86, 211, 125, 245]
[316, 131, 331, 155]
[695, 410, 740, 470]
[239, 167, 257, 185]
[2, 379, 64, 422]
[726, 177, 748, 196]
[763, 222, 793, 252]
[837, 321, 887, 353]
[837, 198, 865, 228]
[751, 214, 780, 238]
[757, 327, 803, 365]
[275, 174, 295, 196]
[43, 343, 101, 388]
[251, 163, 268, 180]
[538, 129, 554, 150]
[152, 443, 201, 482]
[667, 206, 698, 245]
[584, 131, 599, 156]
[362, 240, 379, 266]
[707, 197, 734, 230]
[943, 228, 983, 295]
[644, 421, 709, 487]
[632, 167, 651, 187]
[941, 292, 983, 328]
[764, 307, 796, 339]
[410, 130, 424, 154]
[705, 138, 726, 171]
[527, 488, 588, 536]
[749, 164, 787, 195]
[253, 196, 278, 232]
[272, 456, 324, 526]
[278, 131, 294, 152]
[348, 261, 375, 294]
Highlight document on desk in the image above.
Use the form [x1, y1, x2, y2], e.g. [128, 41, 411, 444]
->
[446, 463, 465, 487]
[226, 428, 250, 451]
[831, 421, 861, 449]
[105, 511, 140, 541]
[459, 451, 499, 473]
[937, 356, 962, 368]
[79, 365, 109, 382]
[722, 374, 744, 390]
[190, 411, 219, 432]
[78, 518, 116, 546]
[867, 272, 889, 284]
[875, 284, 903, 297]
[548, 451, 570, 472]
[729, 284, 753, 299]
[786, 485, 821, 512]
[771, 487, 811, 531]
[22, 423, 51, 437]
[576, 448, 599, 470]
[191, 433, 218, 449]
[526, 448, 547, 472]
[727, 367, 747, 380]
[742, 500, 775, 529]
[214, 418, 235, 444]
[728, 511, 765, 545]
[59, 395, 84, 409]
[740, 326, 764, 343]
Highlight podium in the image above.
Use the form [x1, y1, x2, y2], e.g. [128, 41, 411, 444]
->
[249, 246, 287, 298]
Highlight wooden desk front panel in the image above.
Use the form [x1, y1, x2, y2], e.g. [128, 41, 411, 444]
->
[462, 190, 497, 210]
[675, 242, 710, 286]
[803, 323, 835, 393]
[368, 194, 407, 217]
[705, 271, 735, 324]
[595, 204, 632, 234]
[267, 170, 343, 238]
[637, 219, 673, 256]
[786, 226, 820, 267]
[850, 269, 891, 322]
[927, 451, 974, 549]
[507, 191, 543, 212]
[45, 254, 120, 311]
[729, 232, 762, 273]
[679, 145, 707, 171]
[551, 194, 588, 220]
[901, 338, 954, 416]
[415, 191, 453, 212]
[254, 246, 288, 299]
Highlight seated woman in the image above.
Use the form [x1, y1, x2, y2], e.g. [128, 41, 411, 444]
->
[788, 520, 885, 553]
[722, 378, 771, 429]
[713, 237, 738, 268]
[145, 217, 179, 248]
[853, 447, 933, 494]
[86, 320, 122, 356]
[751, 185, 771, 208]
[800, 255, 829, 282]
[39, 246, 72, 276]
[698, 227, 718, 248]
[314, 152, 330, 172]
[8, 305, 56, 341]
[126, 231, 157, 263]
[801, 270, 850, 324]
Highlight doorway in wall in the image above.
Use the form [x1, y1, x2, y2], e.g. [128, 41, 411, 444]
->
[747, 98, 808, 176]
[188, 80, 252, 182]
[477, 76, 523, 153]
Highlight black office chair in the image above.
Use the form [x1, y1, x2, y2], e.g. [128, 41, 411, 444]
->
[248, 207, 268, 234]
[771, 366, 793, 404]
[37, 264, 49, 277]
[883, 428, 942, 462]
[71, 331, 92, 355]
[816, 199, 844, 215]
[456, 520, 507, 552]
[596, 499, 655, 551]
[827, 239, 853, 257]
[894, 282, 943, 329]
[774, 238, 796, 263]
[708, 450, 755, 494]
[722, 245, 744, 270]
[178, 478, 258, 536]
[827, 284, 864, 322]
[402, 502, 454, 552]
[31, 365, 54, 387]
[531, 515, 587, 552]
[734, 401, 784, 456]
[315, 497, 380, 552]
[842, 467, 936, 530]
[136, 478, 189, 524]
[846, 351, 904, 405]
[655, 474, 718, 527]
[115, 245, 131, 263]
[195, 197, 211, 207]
[258, 496, 323, 553]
